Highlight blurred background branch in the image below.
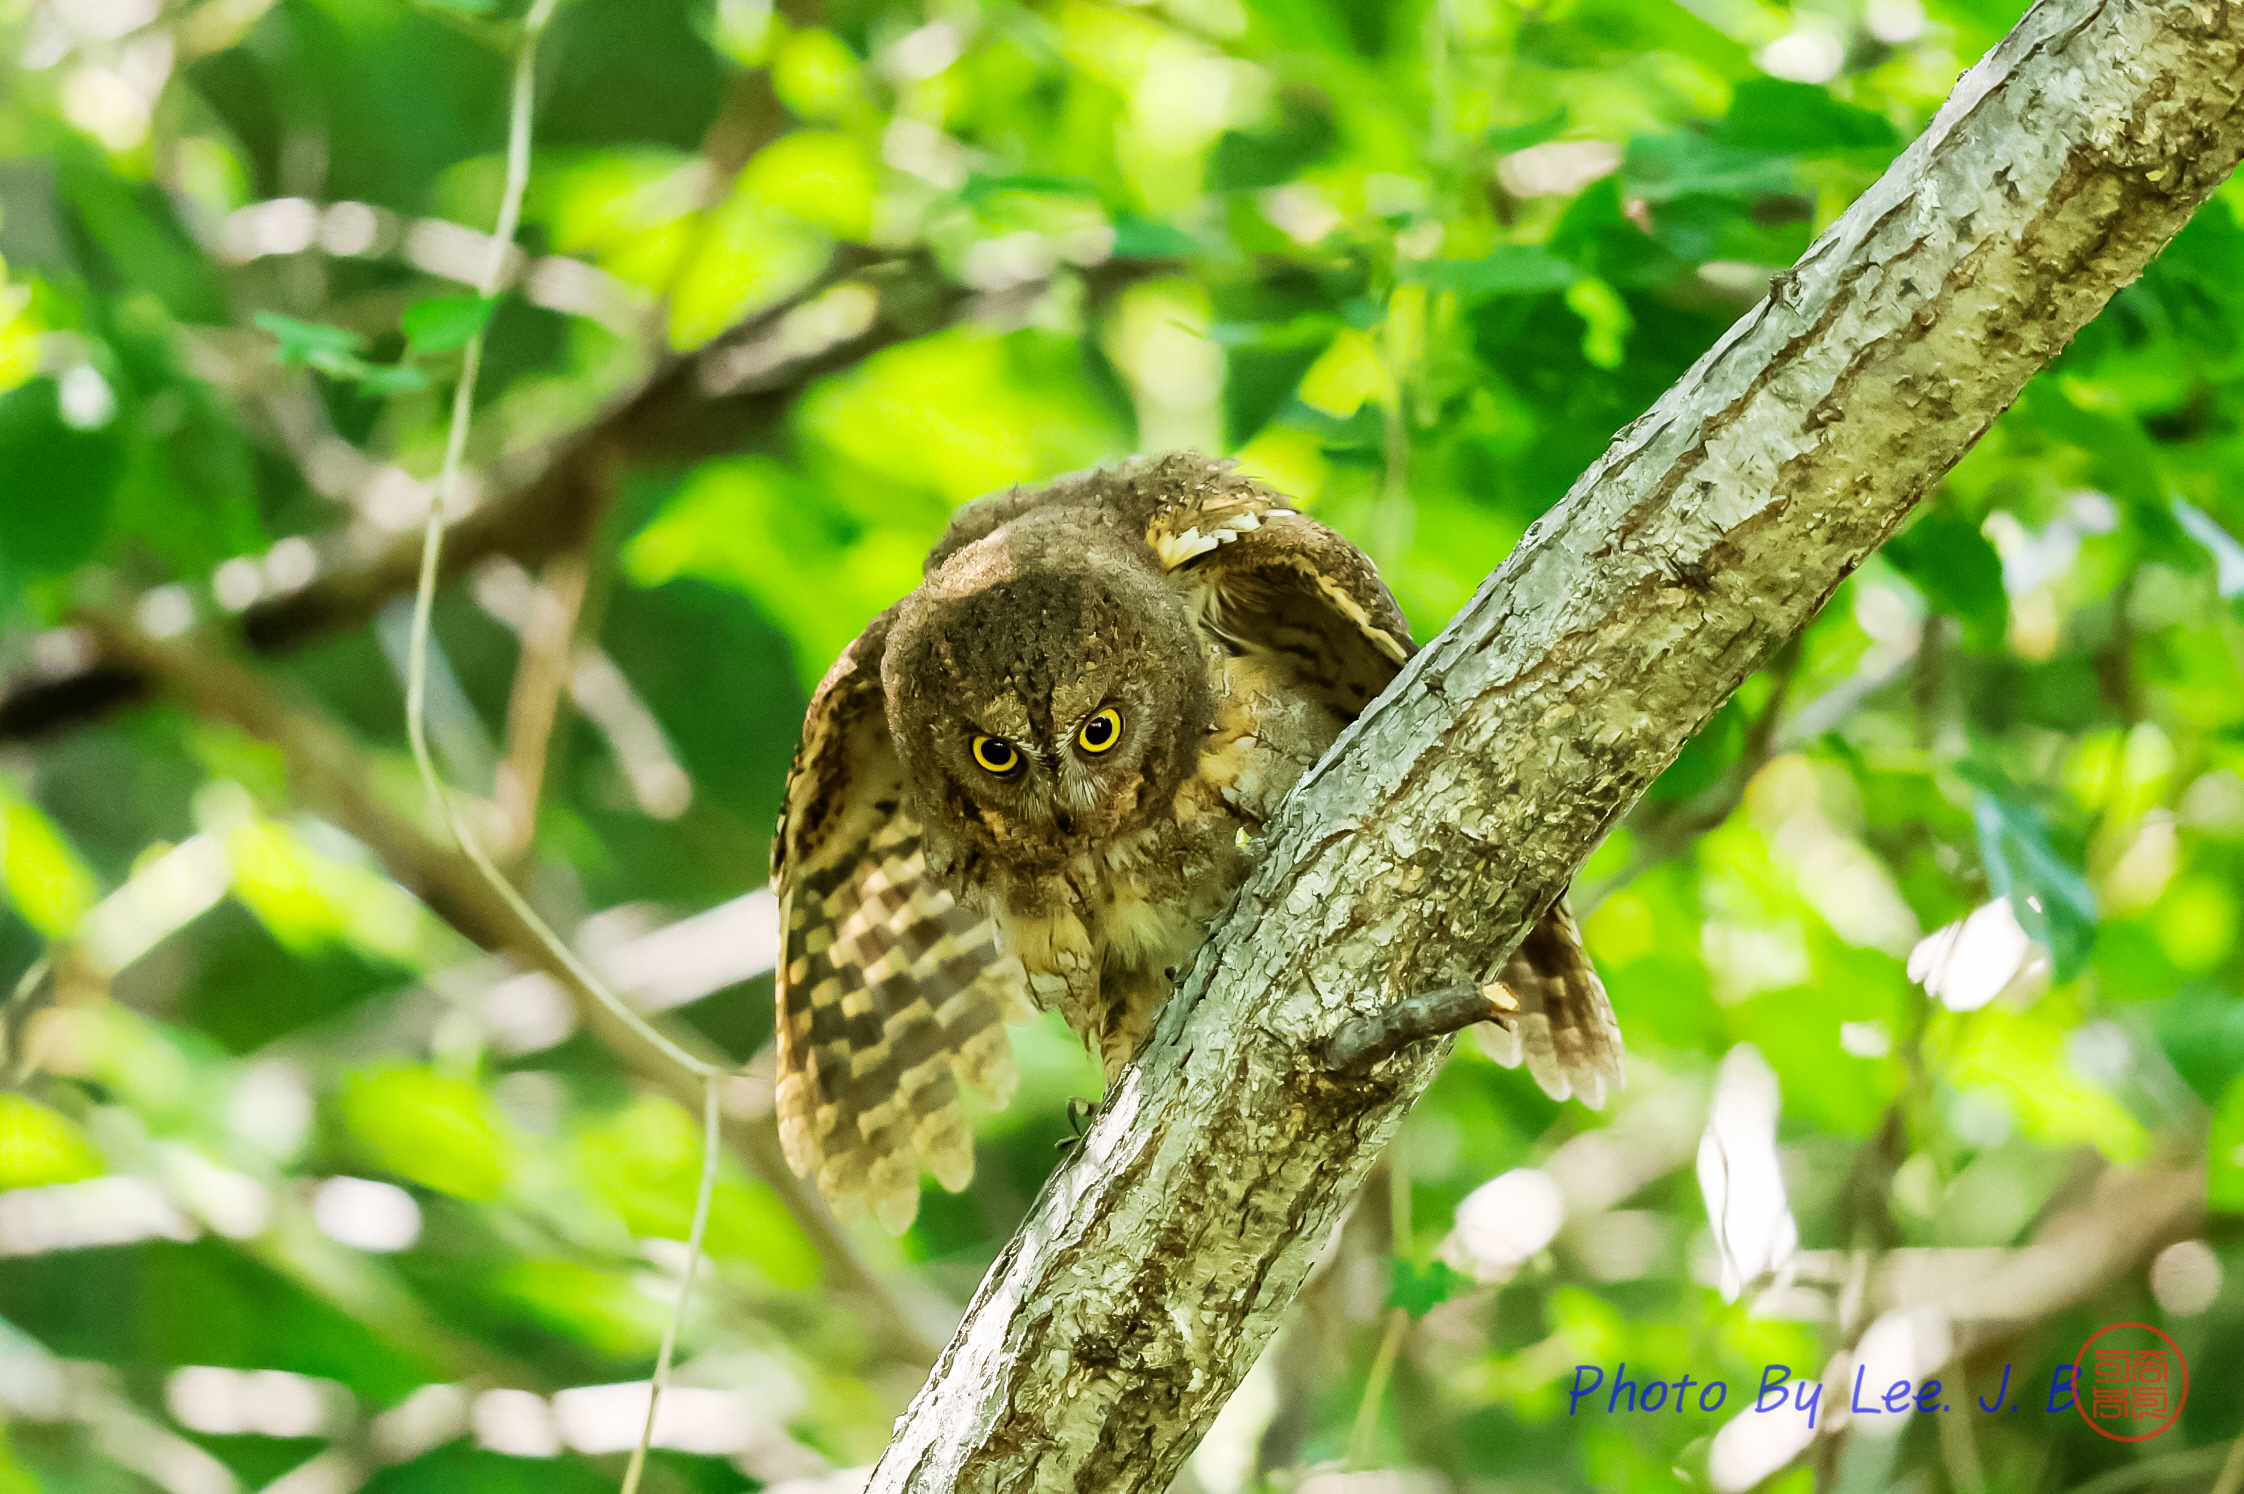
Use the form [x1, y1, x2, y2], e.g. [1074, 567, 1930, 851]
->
[72, 606, 946, 1369]
[1, 245, 953, 742]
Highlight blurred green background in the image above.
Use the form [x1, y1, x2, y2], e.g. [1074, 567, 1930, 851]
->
[1, 0, 2242, 1490]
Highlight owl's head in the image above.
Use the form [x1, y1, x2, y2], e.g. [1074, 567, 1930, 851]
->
[883, 517, 1214, 870]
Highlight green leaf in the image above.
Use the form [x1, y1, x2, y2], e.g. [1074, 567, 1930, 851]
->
[1967, 784, 2098, 980]
[1109, 211, 1200, 260]
[1718, 79, 1899, 156]
[0, 1093, 104, 1188]
[258, 313, 426, 394]
[57, 149, 228, 323]
[401, 293, 501, 354]
[340, 1065, 512, 1201]
[2147, 985, 2244, 1106]
[960, 173, 1103, 203]
[0, 780, 103, 936]
[1484, 108, 1569, 157]
[1566, 276, 1633, 368]
[1624, 132, 1798, 203]
[1414, 245, 1578, 301]
[256, 312, 366, 364]
[488, 1259, 668, 1356]
[317, 354, 429, 395]
[1547, 176, 1682, 287]
[1387, 1257, 1472, 1318]
[1885, 503, 2008, 650]
[1208, 91, 1338, 193]
[2028, 385, 2166, 512]
[0, 377, 123, 578]
[1207, 314, 1345, 351]
[572, 1093, 824, 1288]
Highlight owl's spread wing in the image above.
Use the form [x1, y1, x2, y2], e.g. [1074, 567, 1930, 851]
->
[771, 612, 1031, 1232]
[1147, 466, 1624, 1105]
[1477, 898, 1626, 1108]
[1145, 473, 1412, 721]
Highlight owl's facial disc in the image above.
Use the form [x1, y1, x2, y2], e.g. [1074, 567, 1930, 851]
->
[885, 522, 1215, 864]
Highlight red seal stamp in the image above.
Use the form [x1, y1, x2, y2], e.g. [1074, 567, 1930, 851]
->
[2073, 1322, 2188, 1443]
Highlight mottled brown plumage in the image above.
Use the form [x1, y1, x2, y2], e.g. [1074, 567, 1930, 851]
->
[772, 453, 1622, 1229]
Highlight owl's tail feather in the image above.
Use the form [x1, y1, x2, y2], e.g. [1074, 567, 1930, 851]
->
[1476, 898, 1625, 1109]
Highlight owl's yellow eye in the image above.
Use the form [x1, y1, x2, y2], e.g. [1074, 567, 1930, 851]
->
[970, 735, 1021, 775]
[1076, 707, 1123, 755]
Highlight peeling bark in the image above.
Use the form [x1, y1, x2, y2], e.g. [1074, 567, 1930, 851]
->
[870, 1, 2244, 1489]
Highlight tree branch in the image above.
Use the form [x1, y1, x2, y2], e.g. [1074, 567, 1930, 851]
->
[869, 3, 2244, 1487]
[1323, 983, 1516, 1073]
[0, 249, 1175, 745]
[1811, 1158, 2203, 1483]
[238, 248, 955, 652]
[0, 252, 933, 743]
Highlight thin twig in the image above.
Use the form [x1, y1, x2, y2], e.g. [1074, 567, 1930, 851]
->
[1325, 984, 1517, 1073]
[401, 0, 716, 1087]
[2211, 1434, 2244, 1494]
[621, 1075, 722, 1494]
[90, 574, 939, 1363]
[1777, 632, 1918, 750]
[0, 251, 1188, 748]
[491, 555, 589, 863]
[1346, 1308, 1409, 1469]
[2064, 1441, 2237, 1494]
[0, 955, 53, 1084]
[78, 611, 949, 1360]
[395, 15, 737, 1483]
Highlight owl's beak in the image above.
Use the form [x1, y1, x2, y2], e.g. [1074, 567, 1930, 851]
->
[1051, 807, 1077, 837]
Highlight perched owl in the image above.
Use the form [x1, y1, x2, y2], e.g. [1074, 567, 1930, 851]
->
[771, 453, 1623, 1229]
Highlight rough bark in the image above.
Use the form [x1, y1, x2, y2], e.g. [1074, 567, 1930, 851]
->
[869, 2, 2244, 1488]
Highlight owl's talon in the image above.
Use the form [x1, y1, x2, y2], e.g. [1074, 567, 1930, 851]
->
[1056, 1095, 1100, 1155]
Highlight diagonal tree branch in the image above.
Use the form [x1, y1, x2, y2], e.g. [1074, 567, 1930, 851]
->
[232, 248, 948, 651]
[868, 1, 2244, 1487]
[0, 251, 1020, 742]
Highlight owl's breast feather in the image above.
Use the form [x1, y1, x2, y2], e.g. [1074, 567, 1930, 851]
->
[970, 642, 1351, 1053]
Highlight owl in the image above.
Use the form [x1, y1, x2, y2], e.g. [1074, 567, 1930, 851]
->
[771, 453, 1623, 1229]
